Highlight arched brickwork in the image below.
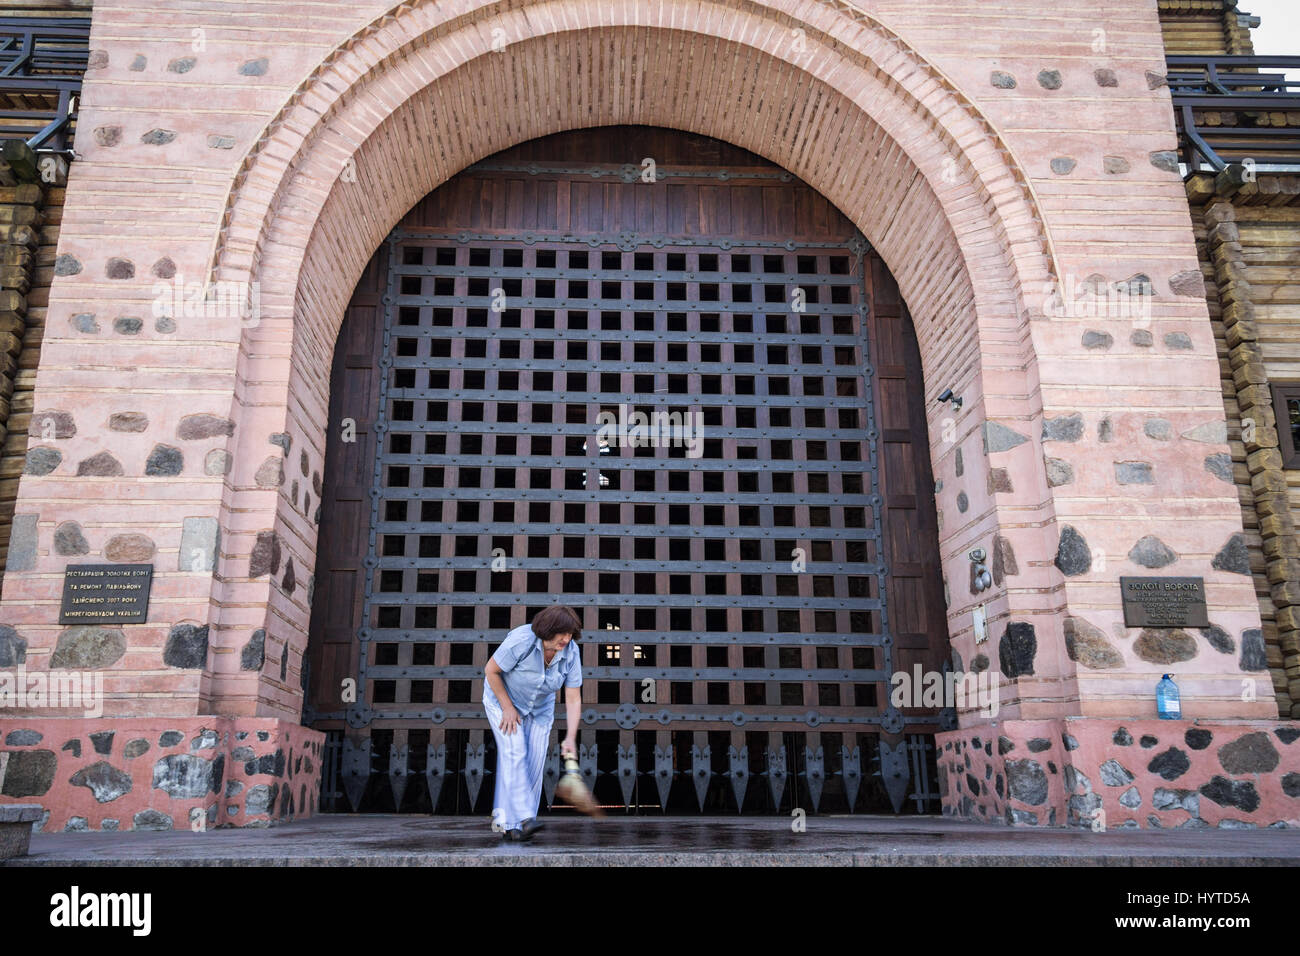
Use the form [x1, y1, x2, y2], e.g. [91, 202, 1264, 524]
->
[205, 0, 1068, 723]
[0, 0, 1271, 734]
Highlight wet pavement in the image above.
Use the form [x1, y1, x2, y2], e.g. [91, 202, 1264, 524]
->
[10, 814, 1300, 866]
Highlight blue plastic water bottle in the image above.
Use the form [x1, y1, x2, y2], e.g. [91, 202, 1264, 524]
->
[1156, 674, 1181, 720]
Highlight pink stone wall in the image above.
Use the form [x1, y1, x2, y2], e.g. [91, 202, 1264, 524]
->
[938, 719, 1300, 828]
[0, 717, 322, 832]
[0, 0, 1287, 821]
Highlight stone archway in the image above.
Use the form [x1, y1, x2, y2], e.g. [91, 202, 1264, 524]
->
[206, 0, 1065, 726]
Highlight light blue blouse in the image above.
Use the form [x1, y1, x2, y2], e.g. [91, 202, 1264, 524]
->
[482, 622, 582, 721]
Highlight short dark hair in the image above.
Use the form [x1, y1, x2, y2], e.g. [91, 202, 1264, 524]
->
[532, 604, 582, 644]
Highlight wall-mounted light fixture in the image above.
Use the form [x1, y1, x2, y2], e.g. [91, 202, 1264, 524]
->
[937, 388, 963, 411]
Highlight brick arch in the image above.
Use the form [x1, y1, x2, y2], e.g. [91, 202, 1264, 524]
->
[208, 0, 1062, 720]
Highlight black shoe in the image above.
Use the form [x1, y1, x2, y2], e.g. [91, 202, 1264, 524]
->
[502, 827, 523, 842]
[518, 818, 545, 841]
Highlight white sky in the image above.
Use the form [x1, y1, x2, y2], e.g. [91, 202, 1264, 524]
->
[1243, 0, 1300, 77]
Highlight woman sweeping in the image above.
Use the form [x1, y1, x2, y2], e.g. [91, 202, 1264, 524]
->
[482, 604, 584, 841]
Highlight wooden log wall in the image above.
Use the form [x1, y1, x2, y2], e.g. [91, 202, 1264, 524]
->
[1190, 174, 1300, 720]
[1158, 0, 1256, 56]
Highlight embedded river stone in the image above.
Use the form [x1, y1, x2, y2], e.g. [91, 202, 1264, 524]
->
[1152, 788, 1199, 813]
[54, 521, 89, 555]
[132, 809, 174, 831]
[177, 413, 236, 440]
[108, 411, 148, 432]
[163, 623, 209, 668]
[249, 531, 282, 577]
[1042, 413, 1084, 443]
[1204, 453, 1233, 483]
[1184, 729, 1212, 751]
[205, 449, 232, 475]
[983, 421, 1028, 453]
[1, 750, 57, 796]
[254, 456, 283, 487]
[1115, 461, 1153, 485]
[152, 753, 224, 798]
[1150, 151, 1181, 174]
[998, 622, 1036, 678]
[104, 533, 155, 562]
[241, 628, 266, 670]
[992, 533, 1018, 583]
[144, 444, 183, 476]
[4, 729, 41, 745]
[1045, 458, 1073, 487]
[1240, 629, 1267, 671]
[1182, 420, 1227, 444]
[1005, 759, 1048, 805]
[124, 738, 150, 758]
[77, 451, 123, 476]
[1064, 616, 1123, 669]
[1134, 629, 1197, 664]
[24, 446, 62, 475]
[1217, 732, 1279, 774]
[1200, 624, 1234, 654]
[1128, 535, 1176, 568]
[1143, 419, 1172, 441]
[1147, 747, 1191, 781]
[69, 761, 133, 802]
[50, 627, 126, 669]
[1054, 525, 1091, 576]
[1199, 776, 1259, 812]
[991, 70, 1017, 88]
[158, 731, 184, 747]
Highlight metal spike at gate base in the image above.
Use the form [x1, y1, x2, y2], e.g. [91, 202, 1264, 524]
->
[464, 743, 487, 810]
[578, 743, 598, 794]
[388, 743, 409, 810]
[765, 745, 788, 809]
[691, 744, 711, 812]
[653, 745, 673, 811]
[542, 745, 561, 809]
[878, 739, 911, 814]
[839, 745, 862, 813]
[425, 743, 446, 811]
[803, 746, 825, 812]
[616, 744, 637, 807]
[341, 736, 370, 812]
[727, 745, 749, 812]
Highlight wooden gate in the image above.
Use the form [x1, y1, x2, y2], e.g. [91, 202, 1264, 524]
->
[305, 128, 950, 815]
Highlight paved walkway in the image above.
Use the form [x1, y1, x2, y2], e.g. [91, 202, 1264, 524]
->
[10, 815, 1300, 866]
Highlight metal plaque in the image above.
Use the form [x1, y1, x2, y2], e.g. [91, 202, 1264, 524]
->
[59, 564, 154, 624]
[1120, 577, 1209, 628]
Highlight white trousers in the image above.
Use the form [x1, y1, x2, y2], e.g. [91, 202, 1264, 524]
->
[484, 694, 553, 830]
